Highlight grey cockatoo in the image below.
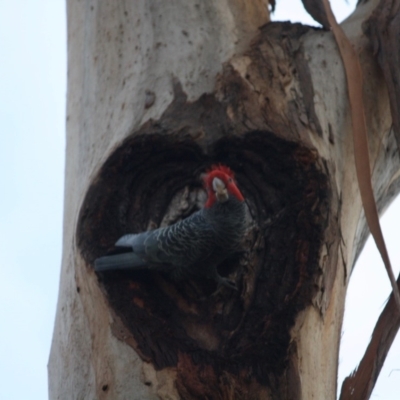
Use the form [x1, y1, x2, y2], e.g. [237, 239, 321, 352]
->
[94, 165, 246, 289]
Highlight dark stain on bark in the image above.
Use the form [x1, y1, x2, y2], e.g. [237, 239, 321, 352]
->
[295, 48, 323, 137]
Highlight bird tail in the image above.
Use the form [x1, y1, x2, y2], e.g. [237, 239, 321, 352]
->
[94, 252, 147, 272]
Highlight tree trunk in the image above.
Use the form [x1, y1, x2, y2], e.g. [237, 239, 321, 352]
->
[48, 0, 400, 399]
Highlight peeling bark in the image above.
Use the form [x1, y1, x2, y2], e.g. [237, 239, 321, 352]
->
[301, 0, 330, 28]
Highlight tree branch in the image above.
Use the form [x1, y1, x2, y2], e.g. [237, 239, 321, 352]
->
[339, 275, 400, 399]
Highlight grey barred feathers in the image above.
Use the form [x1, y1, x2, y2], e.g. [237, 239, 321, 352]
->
[94, 165, 246, 290]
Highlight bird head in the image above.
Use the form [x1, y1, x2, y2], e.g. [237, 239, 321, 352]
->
[203, 165, 244, 208]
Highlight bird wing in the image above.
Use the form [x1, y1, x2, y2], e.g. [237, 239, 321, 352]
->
[115, 231, 153, 260]
[113, 211, 217, 269]
[144, 211, 217, 267]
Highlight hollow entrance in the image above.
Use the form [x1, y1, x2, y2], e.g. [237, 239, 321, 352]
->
[77, 130, 328, 390]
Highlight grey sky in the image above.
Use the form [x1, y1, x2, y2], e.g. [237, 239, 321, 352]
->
[0, 1, 65, 399]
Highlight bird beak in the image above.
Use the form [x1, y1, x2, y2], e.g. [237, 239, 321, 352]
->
[212, 177, 229, 202]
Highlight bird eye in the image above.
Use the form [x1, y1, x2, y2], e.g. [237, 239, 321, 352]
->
[228, 178, 233, 183]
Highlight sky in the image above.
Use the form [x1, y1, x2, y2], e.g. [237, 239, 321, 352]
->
[0, 1, 66, 399]
[0, 1, 398, 399]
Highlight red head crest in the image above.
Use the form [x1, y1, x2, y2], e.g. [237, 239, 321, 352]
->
[203, 164, 244, 207]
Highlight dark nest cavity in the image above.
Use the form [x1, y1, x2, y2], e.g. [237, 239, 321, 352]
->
[77, 131, 328, 386]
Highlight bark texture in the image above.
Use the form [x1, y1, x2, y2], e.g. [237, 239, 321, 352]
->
[364, 0, 400, 152]
[49, 0, 400, 399]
